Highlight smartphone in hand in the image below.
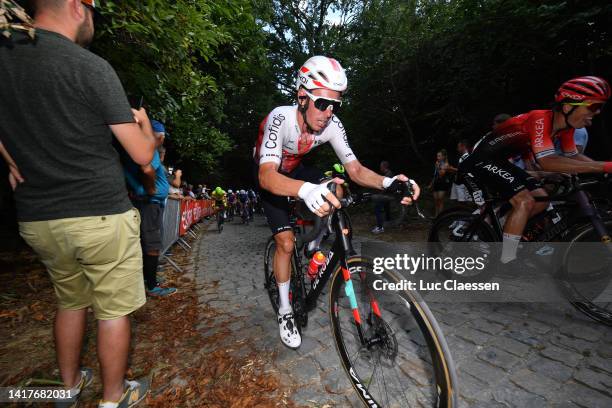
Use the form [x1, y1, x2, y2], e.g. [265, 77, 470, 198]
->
[129, 95, 144, 110]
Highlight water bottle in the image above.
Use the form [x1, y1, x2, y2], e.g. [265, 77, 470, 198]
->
[307, 251, 326, 280]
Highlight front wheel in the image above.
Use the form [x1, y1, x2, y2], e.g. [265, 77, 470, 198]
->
[428, 209, 499, 282]
[560, 221, 612, 326]
[329, 257, 458, 407]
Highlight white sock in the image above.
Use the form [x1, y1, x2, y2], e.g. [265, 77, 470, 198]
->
[501, 233, 521, 263]
[277, 280, 291, 314]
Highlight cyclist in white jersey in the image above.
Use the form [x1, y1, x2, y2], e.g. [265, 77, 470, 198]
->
[254, 56, 421, 349]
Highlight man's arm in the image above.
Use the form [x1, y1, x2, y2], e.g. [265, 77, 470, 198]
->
[258, 162, 305, 197]
[140, 164, 157, 195]
[259, 162, 342, 217]
[344, 160, 387, 189]
[0, 140, 24, 190]
[538, 154, 608, 173]
[569, 153, 594, 163]
[110, 108, 156, 166]
[345, 160, 420, 202]
[171, 169, 182, 188]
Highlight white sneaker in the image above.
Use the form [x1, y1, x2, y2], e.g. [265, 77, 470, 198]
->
[371, 226, 384, 234]
[277, 310, 301, 349]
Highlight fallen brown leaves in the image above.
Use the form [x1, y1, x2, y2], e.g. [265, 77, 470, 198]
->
[0, 249, 56, 387]
[126, 236, 295, 408]
[0, 229, 298, 407]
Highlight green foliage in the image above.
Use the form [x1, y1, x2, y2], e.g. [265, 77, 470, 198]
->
[92, 0, 271, 177]
[10, 0, 610, 181]
[338, 0, 612, 166]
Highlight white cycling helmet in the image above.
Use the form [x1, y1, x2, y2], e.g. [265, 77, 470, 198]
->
[228, 189, 233, 194]
[296, 56, 348, 93]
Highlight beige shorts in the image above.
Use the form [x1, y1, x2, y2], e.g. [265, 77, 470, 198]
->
[19, 208, 146, 320]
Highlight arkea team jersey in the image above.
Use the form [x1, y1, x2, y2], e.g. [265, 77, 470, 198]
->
[254, 105, 357, 173]
[472, 110, 578, 160]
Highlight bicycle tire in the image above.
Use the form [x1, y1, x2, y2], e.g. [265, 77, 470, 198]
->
[264, 237, 280, 313]
[217, 212, 223, 233]
[560, 221, 612, 326]
[428, 208, 498, 282]
[329, 256, 458, 407]
[263, 237, 308, 329]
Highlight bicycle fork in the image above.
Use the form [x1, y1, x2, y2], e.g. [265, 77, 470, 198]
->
[335, 210, 384, 347]
[341, 258, 385, 348]
[576, 190, 611, 242]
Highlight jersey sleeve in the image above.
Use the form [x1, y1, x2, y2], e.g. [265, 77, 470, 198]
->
[527, 111, 556, 159]
[559, 129, 578, 157]
[257, 109, 286, 166]
[328, 116, 357, 164]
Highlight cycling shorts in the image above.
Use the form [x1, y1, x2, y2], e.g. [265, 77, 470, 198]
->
[254, 162, 324, 235]
[459, 154, 541, 200]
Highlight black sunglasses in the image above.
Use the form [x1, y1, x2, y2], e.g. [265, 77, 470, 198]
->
[304, 90, 342, 113]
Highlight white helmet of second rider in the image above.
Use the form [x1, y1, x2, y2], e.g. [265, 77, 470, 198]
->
[296, 56, 348, 93]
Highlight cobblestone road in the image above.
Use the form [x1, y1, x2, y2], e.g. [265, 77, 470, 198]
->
[193, 215, 612, 408]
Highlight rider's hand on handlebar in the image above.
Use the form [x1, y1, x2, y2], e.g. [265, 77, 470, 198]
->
[298, 178, 343, 217]
[383, 174, 421, 204]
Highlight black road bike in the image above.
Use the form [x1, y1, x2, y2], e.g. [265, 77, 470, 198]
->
[215, 204, 225, 233]
[428, 173, 612, 326]
[264, 182, 458, 407]
[240, 201, 250, 225]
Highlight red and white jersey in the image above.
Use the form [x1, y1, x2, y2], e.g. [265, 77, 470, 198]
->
[254, 105, 357, 173]
[473, 110, 578, 160]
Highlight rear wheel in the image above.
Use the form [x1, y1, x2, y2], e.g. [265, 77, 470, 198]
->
[263, 238, 308, 329]
[329, 257, 458, 407]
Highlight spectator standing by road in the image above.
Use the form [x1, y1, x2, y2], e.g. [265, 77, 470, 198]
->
[429, 149, 453, 217]
[124, 120, 177, 298]
[0, 1, 152, 406]
[450, 140, 472, 203]
[371, 160, 393, 234]
[201, 184, 211, 199]
[167, 167, 183, 199]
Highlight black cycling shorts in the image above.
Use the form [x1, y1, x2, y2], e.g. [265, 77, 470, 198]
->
[253, 162, 324, 235]
[459, 154, 541, 200]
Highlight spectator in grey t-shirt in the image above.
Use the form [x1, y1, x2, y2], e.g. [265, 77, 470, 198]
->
[0, 1, 154, 406]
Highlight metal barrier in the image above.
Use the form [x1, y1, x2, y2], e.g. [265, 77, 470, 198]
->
[161, 198, 181, 255]
[160, 198, 215, 272]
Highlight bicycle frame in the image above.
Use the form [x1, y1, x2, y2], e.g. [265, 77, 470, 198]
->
[295, 207, 380, 346]
[459, 175, 610, 243]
